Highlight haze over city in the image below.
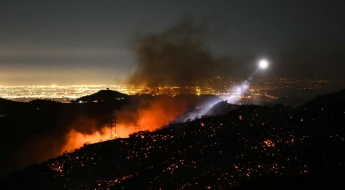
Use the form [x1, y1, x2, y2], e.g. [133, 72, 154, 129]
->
[1, 0, 344, 86]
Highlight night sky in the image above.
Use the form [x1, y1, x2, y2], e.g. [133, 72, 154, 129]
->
[1, 0, 344, 85]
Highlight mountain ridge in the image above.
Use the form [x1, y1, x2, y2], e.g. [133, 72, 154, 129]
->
[1, 89, 344, 189]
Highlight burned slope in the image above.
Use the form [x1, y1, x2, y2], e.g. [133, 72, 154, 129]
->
[0, 91, 125, 177]
[1, 89, 345, 189]
[0, 90, 221, 178]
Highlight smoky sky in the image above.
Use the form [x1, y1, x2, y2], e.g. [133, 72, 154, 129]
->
[0, 0, 345, 85]
[128, 16, 345, 86]
[128, 18, 233, 86]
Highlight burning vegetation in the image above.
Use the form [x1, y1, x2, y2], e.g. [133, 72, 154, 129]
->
[62, 93, 221, 154]
[2, 89, 345, 189]
[0, 89, 222, 177]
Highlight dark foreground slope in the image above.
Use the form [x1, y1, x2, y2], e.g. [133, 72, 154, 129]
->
[0, 96, 120, 177]
[1, 89, 345, 189]
[0, 90, 220, 177]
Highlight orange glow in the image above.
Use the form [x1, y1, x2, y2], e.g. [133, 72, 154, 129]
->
[61, 125, 138, 153]
[61, 96, 205, 153]
[263, 140, 275, 147]
[137, 100, 183, 131]
[60, 106, 176, 153]
[61, 128, 109, 152]
[61, 108, 177, 152]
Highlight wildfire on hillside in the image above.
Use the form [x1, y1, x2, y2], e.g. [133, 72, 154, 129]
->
[61, 98, 191, 153]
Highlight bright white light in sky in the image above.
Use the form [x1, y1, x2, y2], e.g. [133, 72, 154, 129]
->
[178, 58, 271, 122]
[259, 60, 268, 69]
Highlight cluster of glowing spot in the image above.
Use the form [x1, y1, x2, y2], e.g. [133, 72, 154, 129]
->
[263, 140, 275, 147]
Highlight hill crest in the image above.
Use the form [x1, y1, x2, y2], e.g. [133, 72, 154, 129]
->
[73, 89, 129, 103]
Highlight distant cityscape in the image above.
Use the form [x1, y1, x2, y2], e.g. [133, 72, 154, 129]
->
[0, 77, 344, 103]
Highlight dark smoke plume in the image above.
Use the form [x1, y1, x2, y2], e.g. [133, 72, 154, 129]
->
[129, 18, 232, 86]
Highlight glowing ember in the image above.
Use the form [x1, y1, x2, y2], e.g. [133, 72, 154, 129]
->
[263, 140, 275, 147]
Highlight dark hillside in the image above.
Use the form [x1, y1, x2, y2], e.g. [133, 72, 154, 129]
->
[1, 89, 345, 189]
[0, 90, 223, 177]
[0, 92, 123, 177]
[73, 90, 129, 103]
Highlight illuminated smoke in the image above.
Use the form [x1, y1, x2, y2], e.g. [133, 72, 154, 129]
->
[58, 96, 203, 155]
[176, 80, 250, 122]
[179, 63, 267, 122]
[61, 95, 220, 153]
[226, 80, 250, 104]
[8, 96, 210, 174]
[62, 128, 110, 152]
[61, 126, 137, 153]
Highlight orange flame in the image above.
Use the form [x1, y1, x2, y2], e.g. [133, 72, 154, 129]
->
[61, 96, 196, 153]
[61, 128, 109, 152]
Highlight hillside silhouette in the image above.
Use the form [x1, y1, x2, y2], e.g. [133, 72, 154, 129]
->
[73, 89, 129, 103]
[0, 90, 221, 177]
[1, 89, 345, 189]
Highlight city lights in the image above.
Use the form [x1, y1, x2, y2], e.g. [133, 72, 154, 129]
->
[0, 78, 336, 104]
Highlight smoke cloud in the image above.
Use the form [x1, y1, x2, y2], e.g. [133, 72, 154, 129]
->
[128, 18, 232, 86]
